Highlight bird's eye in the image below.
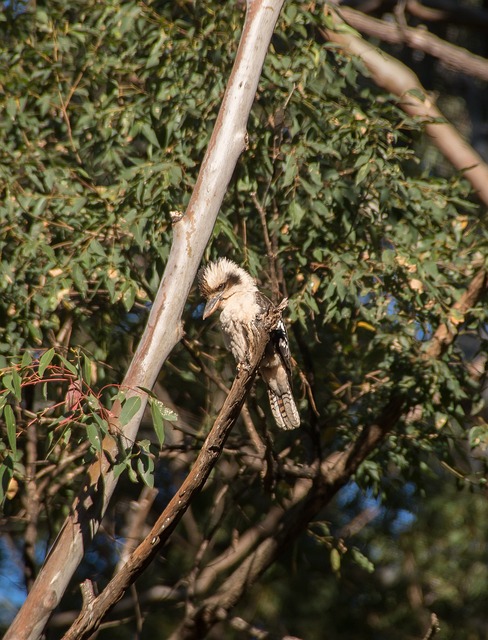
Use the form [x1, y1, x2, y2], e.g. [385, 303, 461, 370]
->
[218, 283, 225, 292]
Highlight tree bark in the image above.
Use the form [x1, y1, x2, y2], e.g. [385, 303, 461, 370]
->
[5, 1, 285, 638]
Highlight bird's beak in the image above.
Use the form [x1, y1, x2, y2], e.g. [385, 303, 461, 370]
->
[202, 294, 222, 319]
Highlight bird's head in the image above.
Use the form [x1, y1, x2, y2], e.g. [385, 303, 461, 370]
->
[198, 258, 257, 319]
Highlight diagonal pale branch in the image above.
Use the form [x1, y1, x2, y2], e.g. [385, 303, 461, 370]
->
[334, 5, 488, 82]
[61, 307, 283, 640]
[404, 0, 488, 30]
[322, 7, 488, 207]
[5, 2, 285, 639]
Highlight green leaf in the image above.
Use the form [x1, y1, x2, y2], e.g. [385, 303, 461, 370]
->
[127, 464, 138, 483]
[120, 396, 141, 426]
[150, 398, 166, 447]
[136, 446, 155, 487]
[4, 404, 17, 455]
[71, 263, 87, 294]
[57, 355, 79, 376]
[355, 161, 371, 185]
[0, 456, 14, 506]
[351, 547, 375, 573]
[21, 351, 33, 368]
[122, 284, 137, 312]
[82, 353, 92, 386]
[140, 123, 160, 148]
[38, 348, 55, 377]
[2, 372, 22, 402]
[86, 422, 102, 453]
[113, 461, 128, 479]
[159, 403, 178, 422]
[87, 394, 101, 411]
[381, 249, 396, 266]
[89, 239, 106, 258]
[330, 548, 341, 574]
[93, 412, 109, 435]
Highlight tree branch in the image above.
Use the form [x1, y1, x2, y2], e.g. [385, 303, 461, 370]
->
[169, 397, 404, 640]
[335, 5, 488, 82]
[405, 0, 488, 30]
[421, 612, 441, 640]
[168, 265, 488, 639]
[424, 269, 487, 359]
[337, 0, 488, 30]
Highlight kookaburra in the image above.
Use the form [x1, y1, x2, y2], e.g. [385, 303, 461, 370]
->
[198, 258, 300, 430]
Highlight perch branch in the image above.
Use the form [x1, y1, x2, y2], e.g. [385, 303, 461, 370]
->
[61, 307, 283, 640]
[169, 265, 488, 638]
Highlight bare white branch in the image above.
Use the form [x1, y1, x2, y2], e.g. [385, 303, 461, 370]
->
[5, 2, 285, 639]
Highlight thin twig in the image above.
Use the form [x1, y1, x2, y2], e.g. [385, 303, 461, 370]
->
[251, 191, 281, 301]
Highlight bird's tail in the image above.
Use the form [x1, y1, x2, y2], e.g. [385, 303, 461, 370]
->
[267, 388, 300, 430]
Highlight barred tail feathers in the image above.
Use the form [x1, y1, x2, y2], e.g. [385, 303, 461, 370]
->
[260, 352, 300, 430]
[267, 387, 300, 430]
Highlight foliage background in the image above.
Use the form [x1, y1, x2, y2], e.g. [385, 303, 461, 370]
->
[1, 0, 487, 638]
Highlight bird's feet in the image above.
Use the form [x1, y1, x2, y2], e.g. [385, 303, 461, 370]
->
[237, 359, 252, 373]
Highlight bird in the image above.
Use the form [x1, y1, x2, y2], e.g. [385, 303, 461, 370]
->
[198, 257, 300, 430]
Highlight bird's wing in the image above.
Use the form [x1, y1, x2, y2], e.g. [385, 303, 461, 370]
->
[255, 292, 293, 379]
